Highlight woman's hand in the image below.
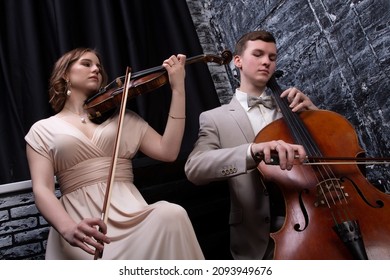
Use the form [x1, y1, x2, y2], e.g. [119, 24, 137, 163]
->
[63, 217, 111, 255]
[162, 54, 186, 95]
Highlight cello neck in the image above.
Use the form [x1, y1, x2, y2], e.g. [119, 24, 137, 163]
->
[266, 72, 323, 157]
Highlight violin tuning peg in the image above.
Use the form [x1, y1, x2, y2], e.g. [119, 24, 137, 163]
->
[116, 78, 123, 87]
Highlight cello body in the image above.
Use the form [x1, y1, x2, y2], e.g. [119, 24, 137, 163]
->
[255, 109, 390, 259]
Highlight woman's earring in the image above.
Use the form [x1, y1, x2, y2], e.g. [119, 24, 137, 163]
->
[66, 80, 71, 96]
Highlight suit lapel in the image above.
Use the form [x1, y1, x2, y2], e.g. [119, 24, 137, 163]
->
[225, 97, 255, 142]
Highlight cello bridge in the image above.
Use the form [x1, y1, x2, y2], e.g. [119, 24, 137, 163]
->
[314, 178, 348, 207]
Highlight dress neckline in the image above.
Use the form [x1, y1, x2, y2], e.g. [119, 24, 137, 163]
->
[53, 114, 109, 141]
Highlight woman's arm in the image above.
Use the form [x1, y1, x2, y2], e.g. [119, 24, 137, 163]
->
[140, 54, 187, 162]
[26, 144, 110, 255]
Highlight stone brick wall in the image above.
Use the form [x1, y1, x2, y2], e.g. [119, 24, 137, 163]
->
[0, 187, 55, 259]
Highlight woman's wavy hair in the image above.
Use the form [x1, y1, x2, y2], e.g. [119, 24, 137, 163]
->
[48, 48, 108, 113]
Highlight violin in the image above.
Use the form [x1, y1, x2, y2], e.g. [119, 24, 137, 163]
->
[254, 72, 390, 259]
[84, 50, 232, 123]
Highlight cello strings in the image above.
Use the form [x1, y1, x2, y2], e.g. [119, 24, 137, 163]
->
[268, 76, 352, 224]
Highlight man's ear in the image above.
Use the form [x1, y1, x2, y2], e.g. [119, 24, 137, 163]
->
[233, 55, 242, 69]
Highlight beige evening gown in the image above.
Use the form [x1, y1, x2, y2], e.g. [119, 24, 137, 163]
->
[25, 110, 204, 260]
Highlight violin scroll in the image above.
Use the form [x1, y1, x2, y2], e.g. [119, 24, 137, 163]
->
[191, 50, 233, 66]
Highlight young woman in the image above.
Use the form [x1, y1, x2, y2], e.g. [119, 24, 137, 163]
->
[25, 48, 204, 259]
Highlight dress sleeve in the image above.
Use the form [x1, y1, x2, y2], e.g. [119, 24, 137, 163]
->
[24, 120, 53, 162]
[121, 110, 149, 158]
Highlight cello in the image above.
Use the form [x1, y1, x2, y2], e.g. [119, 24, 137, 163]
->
[254, 72, 390, 259]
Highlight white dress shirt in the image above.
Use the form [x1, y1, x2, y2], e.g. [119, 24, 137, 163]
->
[235, 89, 282, 135]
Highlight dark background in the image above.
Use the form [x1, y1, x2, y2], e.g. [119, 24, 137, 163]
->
[0, 0, 221, 184]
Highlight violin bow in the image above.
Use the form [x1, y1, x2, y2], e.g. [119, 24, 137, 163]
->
[94, 67, 132, 260]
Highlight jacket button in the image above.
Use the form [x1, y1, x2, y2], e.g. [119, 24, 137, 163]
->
[264, 217, 270, 224]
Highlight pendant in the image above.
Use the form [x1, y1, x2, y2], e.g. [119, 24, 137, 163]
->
[81, 117, 86, 123]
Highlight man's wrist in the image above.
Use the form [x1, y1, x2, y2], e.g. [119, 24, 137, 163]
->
[248, 143, 262, 164]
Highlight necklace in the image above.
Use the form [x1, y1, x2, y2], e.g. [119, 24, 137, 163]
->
[63, 107, 88, 123]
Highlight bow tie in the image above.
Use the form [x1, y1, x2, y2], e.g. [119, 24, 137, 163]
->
[247, 95, 275, 109]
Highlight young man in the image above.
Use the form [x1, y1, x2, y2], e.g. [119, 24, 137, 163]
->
[185, 30, 318, 260]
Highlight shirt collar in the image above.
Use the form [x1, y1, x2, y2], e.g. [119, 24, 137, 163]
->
[235, 89, 267, 112]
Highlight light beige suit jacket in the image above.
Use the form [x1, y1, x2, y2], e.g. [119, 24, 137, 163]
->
[185, 96, 274, 260]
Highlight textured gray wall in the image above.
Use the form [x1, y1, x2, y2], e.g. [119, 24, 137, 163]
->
[187, 0, 390, 192]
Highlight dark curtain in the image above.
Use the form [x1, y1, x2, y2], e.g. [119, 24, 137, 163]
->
[0, 0, 221, 184]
